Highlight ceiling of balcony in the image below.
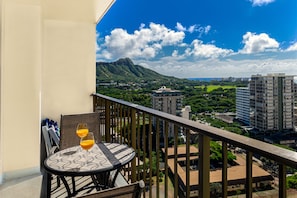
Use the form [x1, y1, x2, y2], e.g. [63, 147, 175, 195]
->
[42, 0, 115, 23]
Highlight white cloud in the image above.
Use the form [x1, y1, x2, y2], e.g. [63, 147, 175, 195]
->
[96, 23, 297, 78]
[239, 32, 279, 54]
[97, 22, 185, 60]
[286, 42, 297, 51]
[176, 22, 187, 32]
[175, 22, 211, 36]
[188, 25, 196, 33]
[186, 39, 233, 58]
[134, 55, 297, 78]
[172, 50, 178, 57]
[204, 25, 211, 34]
[249, 0, 275, 6]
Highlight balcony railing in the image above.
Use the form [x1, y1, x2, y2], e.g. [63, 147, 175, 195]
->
[92, 93, 297, 198]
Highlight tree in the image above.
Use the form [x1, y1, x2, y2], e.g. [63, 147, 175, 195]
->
[210, 141, 236, 165]
[287, 174, 297, 189]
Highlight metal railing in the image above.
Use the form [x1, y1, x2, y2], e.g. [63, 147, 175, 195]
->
[92, 93, 297, 198]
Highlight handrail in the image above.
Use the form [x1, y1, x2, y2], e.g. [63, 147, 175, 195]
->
[92, 93, 297, 168]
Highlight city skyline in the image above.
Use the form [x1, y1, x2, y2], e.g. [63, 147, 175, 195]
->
[96, 0, 297, 78]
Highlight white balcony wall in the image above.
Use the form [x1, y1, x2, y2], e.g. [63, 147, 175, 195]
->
[42, 19, 96, 119]
[0, 0, 114, 184]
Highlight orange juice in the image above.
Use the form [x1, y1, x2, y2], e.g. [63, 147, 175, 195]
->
[76, 128, 89, 138]
[80, 139, 95, 150]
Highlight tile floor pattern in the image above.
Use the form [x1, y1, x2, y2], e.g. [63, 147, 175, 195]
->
[1, 173, 297, 198]
[0, 174, 96, 198]
[0, 174, 42, 198]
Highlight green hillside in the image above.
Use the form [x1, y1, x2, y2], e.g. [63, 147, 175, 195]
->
[96, 58, 182, 83]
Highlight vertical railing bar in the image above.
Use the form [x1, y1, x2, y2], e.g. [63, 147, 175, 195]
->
[142, 113, 147, 198]
[174, 125, 178, 198]
[149, 115, 153, 198]
[92, 95, 96, 112]
[101, 98, 104, 141]
[246, 151, 253, 198]
[279, 164, 287, 198]
[198, 133, 210, 198]
[128, 108, 132, 181]
[111, 102, 114, 143]
[105, 100, 111, 142]
[114, 103, 117, 142]
[156, 118, 160, 198]
[122, 108, 128, 178]
[186, 128, 190, 198]
[122, 108, 126, 144]
[131, 108, 137, 183]
[119, 105, 123, 144]
[222, 142, 228, 198]
[115, 103, 118, 142]
[116, 103, 120, 143]
[127, 108, 131, 145]
[124, 107, 128, 144]
[164, 121, 169, 198]
[137, 111, 141, 181]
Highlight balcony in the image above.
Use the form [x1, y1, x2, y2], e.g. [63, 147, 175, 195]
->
[1, 93, 297, 197]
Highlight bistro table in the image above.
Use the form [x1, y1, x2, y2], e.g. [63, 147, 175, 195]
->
[43, 142, 135, 197]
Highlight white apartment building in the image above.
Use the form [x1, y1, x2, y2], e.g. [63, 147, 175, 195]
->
[152, 86, 183, 137]
[250, 73, 295, 133]
[236, 87, 250, 125]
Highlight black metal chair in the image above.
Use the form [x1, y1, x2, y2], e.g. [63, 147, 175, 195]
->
[59, 112, 101, 150]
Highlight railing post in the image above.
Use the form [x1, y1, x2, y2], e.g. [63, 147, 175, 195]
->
[105, 100, 111, 142]
[174, 125, 178, 198]
[148, 115, 153, 198]
[246, 151, 253, 198]
[92, 94, 96, 112]
[164, 121, 169, 198]
[279, 164, 287, 198]
[156, 118, 160, 197]
[198, 133, 210, 198]
[131, 108, 137, 183]
[222, 142, 228, 198]
[186, 129, 190, 197]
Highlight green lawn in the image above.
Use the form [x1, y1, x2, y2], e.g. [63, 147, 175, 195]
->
[195, 85, 236, 92]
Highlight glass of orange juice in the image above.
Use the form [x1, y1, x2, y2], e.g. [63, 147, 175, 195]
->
[80, 132, 95, 163]
[76, 123, 89, 138]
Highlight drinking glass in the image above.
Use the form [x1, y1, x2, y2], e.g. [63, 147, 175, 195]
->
[76, 123, 89, 138]
[80, 132, 95, 163]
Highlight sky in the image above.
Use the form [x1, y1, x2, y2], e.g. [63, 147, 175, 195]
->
[96, 0, 297, 78]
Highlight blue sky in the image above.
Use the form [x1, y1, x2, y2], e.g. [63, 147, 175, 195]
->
[96, 0, 297, 78]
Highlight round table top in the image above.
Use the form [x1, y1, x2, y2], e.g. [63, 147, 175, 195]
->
[44, 142, 135, 176]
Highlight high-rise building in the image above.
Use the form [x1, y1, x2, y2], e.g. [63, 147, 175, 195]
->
[152, 86, 183, 137]
[250, 73, 295, 133]
[236, 87, 250, 125]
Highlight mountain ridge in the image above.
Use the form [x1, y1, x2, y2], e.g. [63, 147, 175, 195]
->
[96, 58, 181, 82]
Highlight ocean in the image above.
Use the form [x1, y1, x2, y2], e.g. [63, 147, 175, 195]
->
[187, 77, 223, 82]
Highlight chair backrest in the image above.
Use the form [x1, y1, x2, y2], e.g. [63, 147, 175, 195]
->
[60, 112, 100, 150]
[42, 126, 53, 157]
[42, 126, 60, 156]
[76, 180, 145, 198]
[48, 126, 60, 148]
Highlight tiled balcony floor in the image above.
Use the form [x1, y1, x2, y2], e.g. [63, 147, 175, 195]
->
[1, 173, 297, 198]
[0, 174, 42, 198]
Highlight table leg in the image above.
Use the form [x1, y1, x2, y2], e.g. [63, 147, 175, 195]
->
[110, 169, 121, 187]
[40, 172, 51, 198]
[60, 176, 73, 197]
